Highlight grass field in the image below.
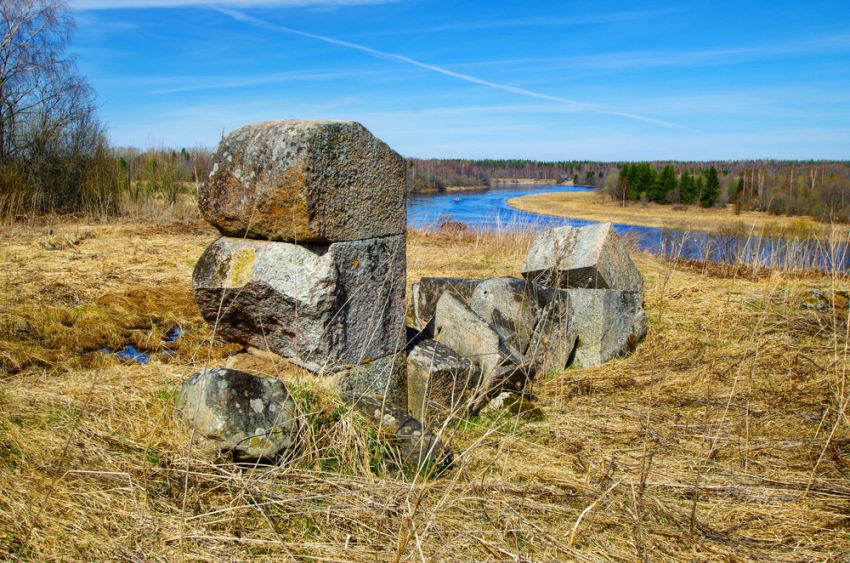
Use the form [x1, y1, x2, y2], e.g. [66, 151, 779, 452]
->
[0, 217, 849, 560]
[508, 190, 832, 237]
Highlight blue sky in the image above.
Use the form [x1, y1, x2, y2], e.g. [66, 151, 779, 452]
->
[70, 0, 850, 160]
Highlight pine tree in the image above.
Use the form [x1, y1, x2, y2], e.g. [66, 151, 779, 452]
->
[734, 176, 744, 201]
[625, 164, 640, 200]
[696, 176, 706, 202]
[656, 164, 678, 203]
[632, 163, 657, 200]
[701, 166, 721, 208]
[650, 172, 663, 201]
[679, 170, 696, 204]
[616, 163, 631, 201]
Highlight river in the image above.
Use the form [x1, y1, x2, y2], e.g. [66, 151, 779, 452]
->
[407, 183, 849, 273]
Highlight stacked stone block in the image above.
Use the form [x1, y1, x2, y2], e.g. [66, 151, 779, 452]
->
[522, 223, 646, 368]
[192, 120, 408, 407]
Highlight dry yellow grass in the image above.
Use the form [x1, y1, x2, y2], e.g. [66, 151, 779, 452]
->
[509, 190, 830, 236]
[0, 219, 849, 560]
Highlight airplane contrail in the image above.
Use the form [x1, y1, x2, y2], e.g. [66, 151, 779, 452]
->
[216, 7, 690, 130]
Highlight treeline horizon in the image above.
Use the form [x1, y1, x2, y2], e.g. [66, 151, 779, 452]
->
[406, 157, 850, 188]
[5, 134, 850, 223]
[407, 158, 850, 223]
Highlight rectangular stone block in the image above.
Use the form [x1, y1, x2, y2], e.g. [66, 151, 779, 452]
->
[469, 277, 539, 358]
[415, 277, 578, 378]
[407, 339, 481, 428]
[525, 287, 579, 375]
[193, 234, 406, 373]
[565, 289, 647, 367]
[411, 277, 482, 330]
[432, 292, 531, 413]
[333, 353, 407, 409]
[522, 223, 643, 293]
[432, 292, 510, 379]
[199, 120, 406, 243]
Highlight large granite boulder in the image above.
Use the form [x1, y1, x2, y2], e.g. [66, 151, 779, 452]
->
[193, 235, 406, 373]
[199, 120, 406, 243]
[432, 292, 518, 380]
[522, 223, 643, 293]
[566, 289, 647, 367]
[175, 368, 299, 462]
[407, 339, 481, 427]
[411, 277, 482, 330]
[343, 393, 453, 472]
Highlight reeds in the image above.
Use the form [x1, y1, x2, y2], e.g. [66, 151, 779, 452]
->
[659, 221, 850, 276]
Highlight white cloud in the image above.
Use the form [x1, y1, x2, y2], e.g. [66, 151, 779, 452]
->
[349, 9, 676, 37]
[73, 0, 397, 10]
[451, 34, 850, 72]
[216, 8, 690, 131]
[145, 69, 388, 95]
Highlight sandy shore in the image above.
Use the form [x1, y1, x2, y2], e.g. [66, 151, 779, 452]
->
[507, 190, 827, 235]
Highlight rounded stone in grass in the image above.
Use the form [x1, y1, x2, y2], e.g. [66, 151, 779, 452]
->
[175, 368, 300, 462]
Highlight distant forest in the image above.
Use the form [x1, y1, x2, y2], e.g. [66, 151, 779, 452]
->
[407, 158, 850, 223]
[406, 159, 606, 190]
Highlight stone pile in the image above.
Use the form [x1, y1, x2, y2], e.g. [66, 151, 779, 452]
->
[178, 120, 414, 464]
[192, 120, 409, 403]
[408, 222, 647, 424]
[176, 119, 649, 465]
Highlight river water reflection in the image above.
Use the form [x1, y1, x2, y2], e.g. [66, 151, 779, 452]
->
[407, 184, 849, 273]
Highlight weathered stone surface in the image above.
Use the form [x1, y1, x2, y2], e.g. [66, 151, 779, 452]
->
[411, 277, 481, 330]
[566, 289, 647, 368]
[407, 339, 481, 427]
[343, 393, 453, 472]
[413, 277, 578, 376]
[432, 292, 532, 414]
[522, 223, 643, 293]
[525, 287, 579, 375]
[199, 120, 406, 243]
[175, 368, 299, 462]
[480, 391, 544, 421]
[432, 292, 517, 379]
[193, 235, 406, 373]
[332, 353, 407, 409]
[469, 277, 538, 357]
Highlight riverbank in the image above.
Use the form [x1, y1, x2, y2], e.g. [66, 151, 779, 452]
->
[508, 189, 831, 237]
[412, 184, 486, 194]
[412, 178, 571, 194]
[492, 177, 570, 185]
